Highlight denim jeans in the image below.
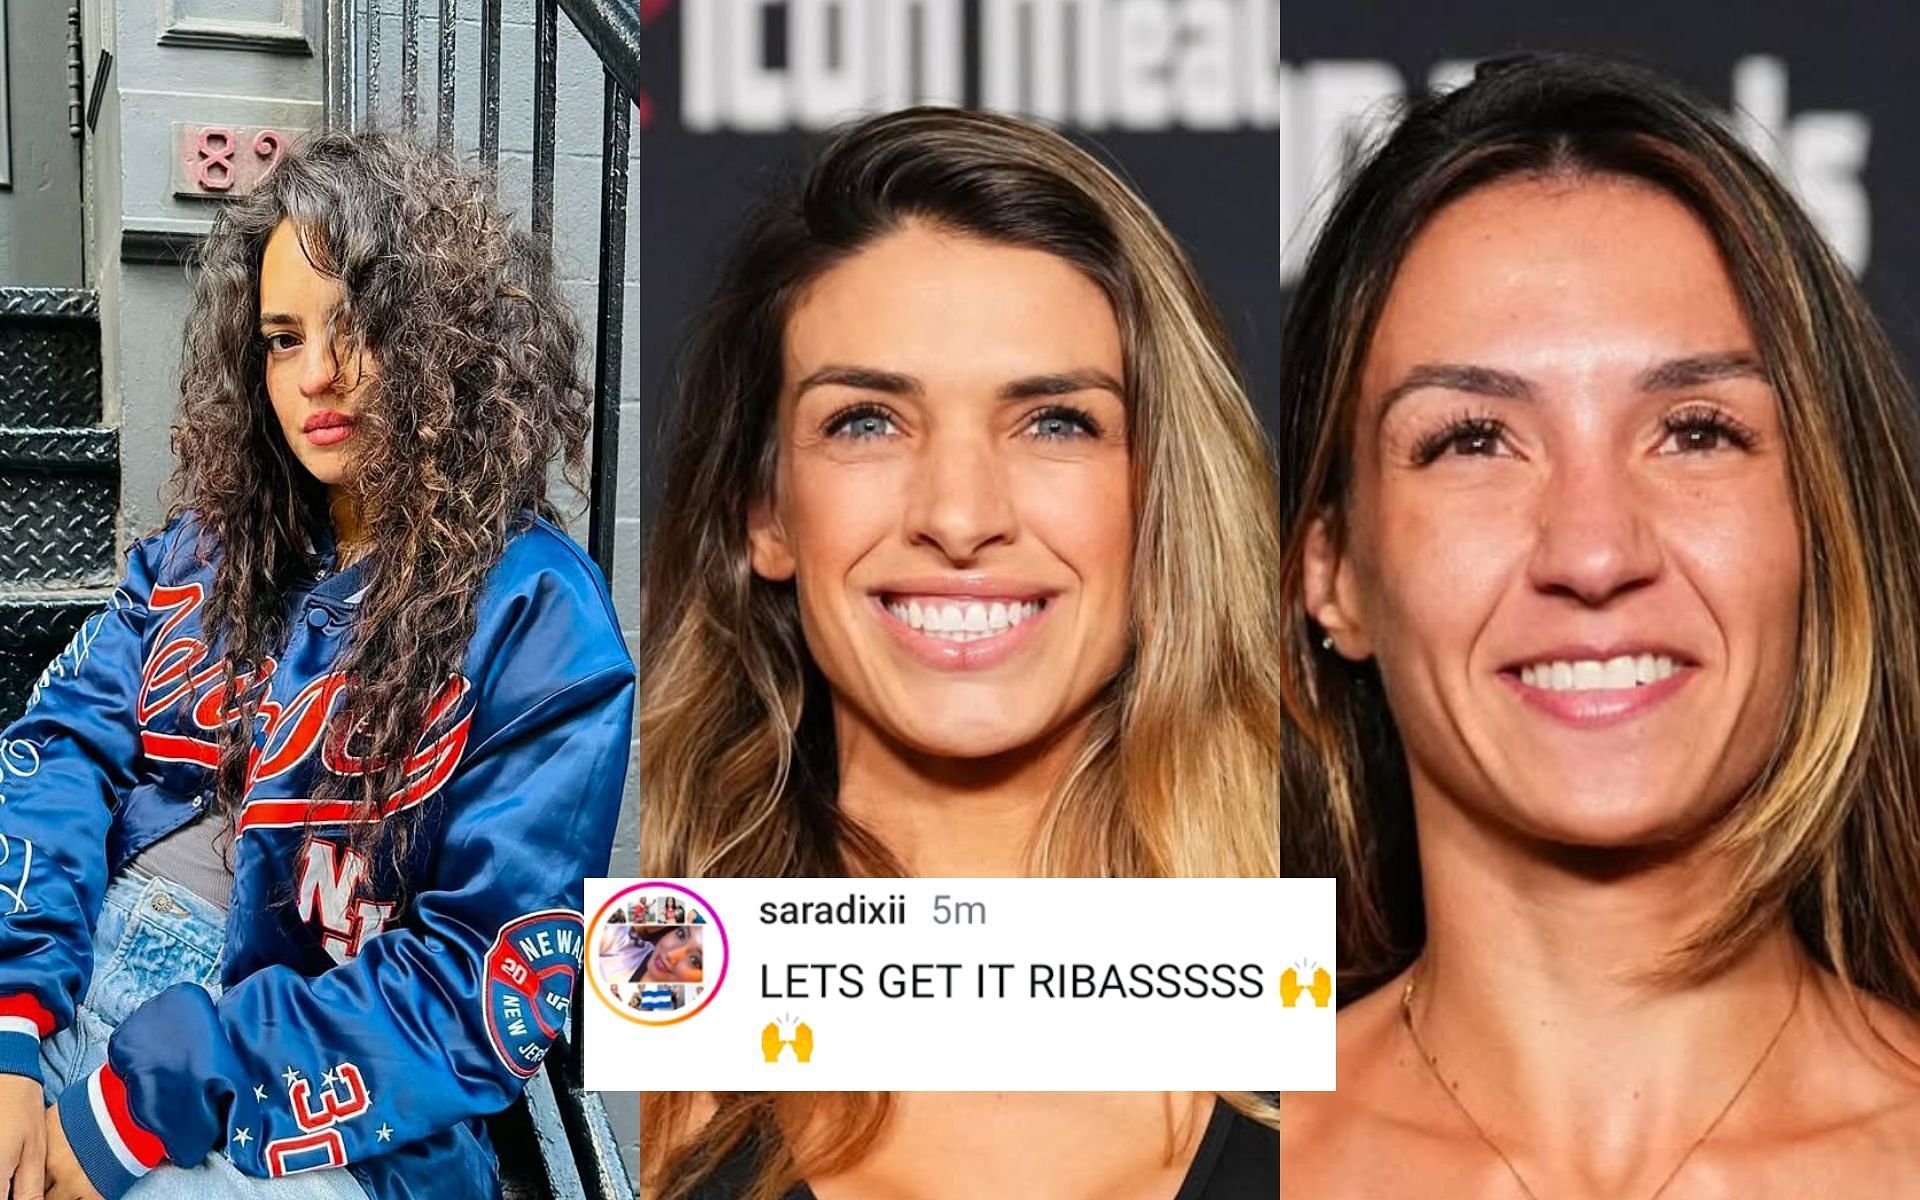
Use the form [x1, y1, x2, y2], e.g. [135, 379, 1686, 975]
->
[39, 873, 367, 1200]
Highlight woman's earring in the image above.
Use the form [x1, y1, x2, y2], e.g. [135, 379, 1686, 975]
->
[1320, 634, 1336, 652]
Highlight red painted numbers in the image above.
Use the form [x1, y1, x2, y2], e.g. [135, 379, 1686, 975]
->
[172, 124, 301, 199]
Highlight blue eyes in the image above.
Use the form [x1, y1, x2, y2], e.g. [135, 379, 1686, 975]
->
[1028, 408, 1101, 439]
[825, 406, 897, 440]
[822, 404, 1103, 442]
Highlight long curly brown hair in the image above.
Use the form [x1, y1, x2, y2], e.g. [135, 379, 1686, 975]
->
[170, 130, 590, 866]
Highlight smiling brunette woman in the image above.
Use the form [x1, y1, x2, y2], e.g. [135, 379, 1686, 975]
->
[639, 109, 1281, 1200]
[1280, 54, 1920, 1195]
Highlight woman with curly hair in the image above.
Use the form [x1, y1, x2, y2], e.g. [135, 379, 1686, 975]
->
[0, 131, 633, 1199]
[639, 108, 1279, 1200]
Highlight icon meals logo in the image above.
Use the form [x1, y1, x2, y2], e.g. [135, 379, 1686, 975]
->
[484, 910, 584, 1077]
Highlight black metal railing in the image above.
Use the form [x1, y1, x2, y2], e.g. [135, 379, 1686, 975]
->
[325, 6, 640, 1197]
[328, 0, 635, 590]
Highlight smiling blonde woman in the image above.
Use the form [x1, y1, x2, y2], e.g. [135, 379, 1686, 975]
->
[638, 108, 1281, 1200]
[1280, 53, 1920, 1196]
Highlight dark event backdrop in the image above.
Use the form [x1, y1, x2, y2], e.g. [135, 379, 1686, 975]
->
[1280, 3, 1920, 378]
[638, 2, 1919, 506]
[637, 0, 1286, 510]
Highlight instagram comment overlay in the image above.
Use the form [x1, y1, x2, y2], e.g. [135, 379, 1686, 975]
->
[582, 878, 1332, 1091]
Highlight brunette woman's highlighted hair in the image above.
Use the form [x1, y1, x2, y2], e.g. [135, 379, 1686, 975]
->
[638, 107, 1282, 1198]
[1278, 52, 1920, 1008]
[173, 130, 590, 867]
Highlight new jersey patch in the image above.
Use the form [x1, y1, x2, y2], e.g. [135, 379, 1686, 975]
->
[483, 910, 584, 1077]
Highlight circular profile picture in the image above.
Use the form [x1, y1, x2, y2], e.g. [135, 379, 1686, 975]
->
[587, 882, 728, 1026]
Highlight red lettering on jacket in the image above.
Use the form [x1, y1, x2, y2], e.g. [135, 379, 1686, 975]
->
[235, 676, 473, 834]
[132, 580, 474, 830]
[136, 583, 220, 724]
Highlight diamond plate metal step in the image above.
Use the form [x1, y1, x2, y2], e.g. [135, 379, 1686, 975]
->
[0, 427, 117, 468]
[0, 288, 117, 591]
[0, 591, 112, 723]
[0, 288, 102, 428]
[0, 471, 116, 585]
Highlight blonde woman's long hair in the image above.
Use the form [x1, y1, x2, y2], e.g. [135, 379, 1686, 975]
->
[1279, 53, 1920, 1006]
[638, 108, 1282, 1198]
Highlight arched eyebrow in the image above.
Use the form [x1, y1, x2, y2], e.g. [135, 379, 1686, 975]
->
[795, 365, 919, 397]
[1377, 351, 1768, 414]
[258, 304, 349, 332]
[1378, 363, 1533, 412]
[793, 365, 1124, 401]
[1636, 351, 1766, 391]
[998, 369, 1123, 400]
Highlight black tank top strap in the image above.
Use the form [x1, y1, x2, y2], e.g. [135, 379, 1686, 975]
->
[694, 1096, 1277, 1199]
[1179, 1097, 1278, 1200]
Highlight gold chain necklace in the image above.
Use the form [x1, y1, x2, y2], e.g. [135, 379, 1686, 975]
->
[1399, 958, 1804, 1200]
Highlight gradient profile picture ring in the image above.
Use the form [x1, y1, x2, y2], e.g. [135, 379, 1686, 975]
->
[588, 882, 729, 1025]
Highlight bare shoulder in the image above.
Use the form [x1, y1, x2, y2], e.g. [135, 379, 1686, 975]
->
[1284, 976, 1403, 1126]
[1282, 976, 1467, 1194]
[1738, 970, 1920, 1185]
[1803, 972, 1920, 1101]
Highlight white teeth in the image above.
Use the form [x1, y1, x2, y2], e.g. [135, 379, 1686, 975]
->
[883, 596, 1047, 643]
[1602, 656, 1636, 689]
[1519, 654, 1678, 692]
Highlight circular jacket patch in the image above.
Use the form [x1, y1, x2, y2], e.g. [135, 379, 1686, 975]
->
[484, 909, 584, 1077]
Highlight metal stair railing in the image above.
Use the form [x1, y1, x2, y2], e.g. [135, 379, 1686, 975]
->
[323, 4, 640, 1198]
[326, 0, 634, 589]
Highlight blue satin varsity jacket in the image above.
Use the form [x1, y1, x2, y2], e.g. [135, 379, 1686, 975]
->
[0, 512, 635, 1199]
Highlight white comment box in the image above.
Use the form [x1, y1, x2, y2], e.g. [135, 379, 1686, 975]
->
[581, 878, 1334, 1091]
